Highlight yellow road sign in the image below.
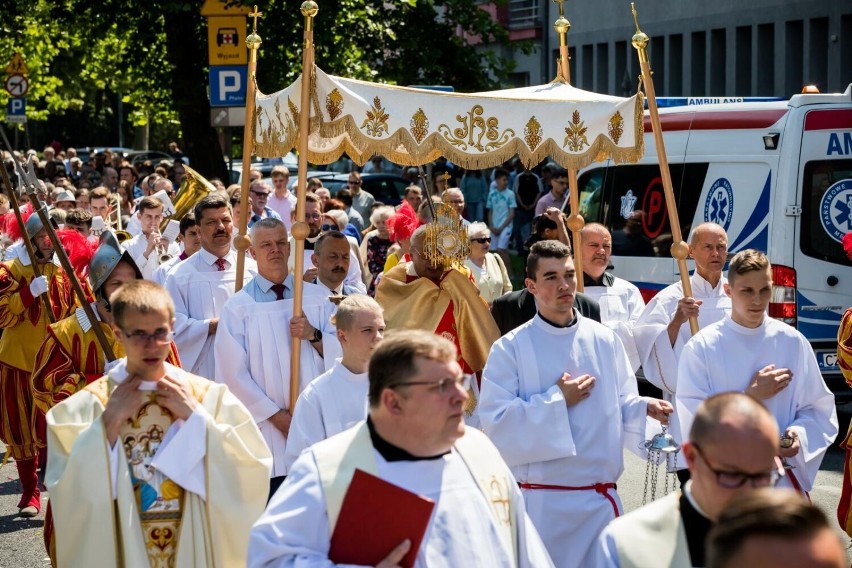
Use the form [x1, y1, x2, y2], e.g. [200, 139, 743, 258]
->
[5, 53, 28, 76]
[200, 0, 250, 17]
[208, 16, 248, 66]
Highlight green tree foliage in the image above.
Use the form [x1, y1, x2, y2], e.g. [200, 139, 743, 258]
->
[0, 0, 524, 178]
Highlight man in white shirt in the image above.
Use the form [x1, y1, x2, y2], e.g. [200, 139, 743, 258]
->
[677, 249, 837, 495]
[215, 218, 338, 497]
[580, 223, 645, 371]
[165, 194, 256, 378]
[248, 180, 283, 228]
[633, 222, 731, 479]
[153, 212, 201, 285]
[283, 294, 384, 472]
[123, 196, 180, 279]
[249, 330, 554, 567]
[479, 240, 672, 568]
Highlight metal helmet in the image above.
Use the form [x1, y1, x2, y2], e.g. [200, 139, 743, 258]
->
[89, 231, 142, 293]
[24, 213, 45, 240]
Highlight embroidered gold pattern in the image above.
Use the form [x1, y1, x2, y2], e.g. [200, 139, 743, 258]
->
[488, 476, 512, 525]
[410, 108, 429, 143]
[288, 97, 300, 125]
[524, 116, 543, 149]
[608, 111, 624, 144]
[361, 97, 390, 137]
[438, 105, 515, 152]
[564, 110, 589, 152]
[326, 88, 344, 120]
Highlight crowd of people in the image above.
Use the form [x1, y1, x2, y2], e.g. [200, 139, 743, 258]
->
[0, 145, 849, 568]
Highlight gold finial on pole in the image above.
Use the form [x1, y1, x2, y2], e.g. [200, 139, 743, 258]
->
[630, 2, 698, 334]
[552, 0, 571, 83]
[290, 0, 319, 413]
[235, 5, 264, 294]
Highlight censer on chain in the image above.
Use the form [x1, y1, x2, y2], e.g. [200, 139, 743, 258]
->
[641, 424, 680, 504]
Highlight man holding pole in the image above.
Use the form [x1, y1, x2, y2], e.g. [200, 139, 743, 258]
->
[0, 212, 77, 516]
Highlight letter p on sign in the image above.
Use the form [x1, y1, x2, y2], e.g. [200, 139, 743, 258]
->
[209, 65, 247, 107]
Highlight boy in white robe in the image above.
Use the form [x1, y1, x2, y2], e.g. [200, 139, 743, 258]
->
[46, 280, 271, 567]
[283, 294, 384, 471]
[478, 240, 672, 568]
[633, 222, 731, 474]
[165, 194, 257, 378]
[677, 249, 837, 494]
[249, 330, 554, 568]
[215, 218, 339, 497]
[580, 223, 645, 371]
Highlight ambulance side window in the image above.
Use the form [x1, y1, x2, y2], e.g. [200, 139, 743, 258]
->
[584, 163, 709, 257]
[800, 160, 852, 266]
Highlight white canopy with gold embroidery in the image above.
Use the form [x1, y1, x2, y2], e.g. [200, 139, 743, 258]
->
[253, 66, 643, 170]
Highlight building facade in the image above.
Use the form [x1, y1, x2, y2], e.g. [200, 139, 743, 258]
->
[493, 0, 851, 98]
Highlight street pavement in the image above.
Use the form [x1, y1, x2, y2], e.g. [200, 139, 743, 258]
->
[2, 412, 851, 567]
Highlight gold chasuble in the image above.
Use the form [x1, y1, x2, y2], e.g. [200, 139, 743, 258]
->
[45, 366, 272, 568]
[376, 265, 499, 374]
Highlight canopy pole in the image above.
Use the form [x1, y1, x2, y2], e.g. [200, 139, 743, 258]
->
[290, 0, 318, 412]
[631, 4, 698, 335]
[553, 0, 571, 83]
[235, 6, 264, 293]
[566, 170, 584, 292]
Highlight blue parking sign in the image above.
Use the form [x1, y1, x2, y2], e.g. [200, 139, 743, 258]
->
[209, 66, 247, 107]
[7, 97, 25, 115]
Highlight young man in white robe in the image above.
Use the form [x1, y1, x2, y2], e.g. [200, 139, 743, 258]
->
[283, 294, 384, 471]
[248, 330, 554, 568]
[632, 222, 731, 477]
[165, 194, 257, 378]
[579, 223, 645, 371]
[592, 392, 785, 568]
[215, 217, 339, 498]
[478, 240, 673, 568]
[677, 249, 837, 495]
[123, 196, 181, 280]
[46, 280, 271, 567]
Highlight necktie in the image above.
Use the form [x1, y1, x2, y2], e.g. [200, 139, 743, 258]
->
[214, 258, 227, 271]
[271, 283, 286, 300]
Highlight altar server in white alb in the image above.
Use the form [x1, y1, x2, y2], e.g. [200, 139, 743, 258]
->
[283, 294, 384, 471]
[165, 194, 256, 378]
[249, 330, 555, 567]
[579, 223, 645, 371]
[479, 240, 673, 568]
[677, 249, 837, 495]
[632, 222, 731, 474]
[215, 217, 339, 498]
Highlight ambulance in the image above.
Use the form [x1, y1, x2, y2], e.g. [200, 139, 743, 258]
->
[577, 85, 852, 399]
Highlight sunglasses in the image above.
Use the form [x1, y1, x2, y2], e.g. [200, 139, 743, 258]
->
[348, 180, 362, 186]
[470, 237, 491, 244]
[321, 223, 336, 232]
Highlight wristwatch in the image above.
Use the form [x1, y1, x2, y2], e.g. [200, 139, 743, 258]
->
[310, 328, 323, 343]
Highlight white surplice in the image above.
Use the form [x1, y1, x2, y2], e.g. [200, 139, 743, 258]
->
[479, 313, 651, 568]
[214, 279, 339, 477]
[677, 315, 838, 492]
[282, 359, 369, 471]
[164, 248, 257, 378]
[152, 254, 184, 285]
[248, 431, 554, 568]
[582, 276, 646, 371]
[124, 232, 181, 280]
[632, 273, 731, 469]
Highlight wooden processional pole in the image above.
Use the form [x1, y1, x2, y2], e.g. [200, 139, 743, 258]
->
[290, 0, 319, 411]
[631, 3, 698, 334]
[553, 0, 585, 292]
[234, 6, 263, 293]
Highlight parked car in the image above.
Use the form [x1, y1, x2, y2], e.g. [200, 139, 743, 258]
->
[229, 153, 299, 184]
[300, 172, 408, 206]
[126, 151, 174, 167]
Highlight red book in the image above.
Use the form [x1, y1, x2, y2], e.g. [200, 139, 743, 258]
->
[329, 469, 436, 568]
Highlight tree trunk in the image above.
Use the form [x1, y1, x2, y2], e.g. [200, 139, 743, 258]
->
[162, 10, 228, 182]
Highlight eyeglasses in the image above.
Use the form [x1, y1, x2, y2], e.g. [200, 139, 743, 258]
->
[250, 190, 270, 198]
[119, 328, 175, 346]
[692, 444, 783, 489]
[470, 237, 491, 244]
[348, 180, 361, 186]
[321, 223, 336, 232]
[394, 375, 470, 396]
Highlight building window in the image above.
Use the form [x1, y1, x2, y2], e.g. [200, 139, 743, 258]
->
[508, 0, 539, 30]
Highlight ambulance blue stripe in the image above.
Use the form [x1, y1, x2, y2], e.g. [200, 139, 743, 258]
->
[728, 172, 771, 251]
[797, 292, 843, 322]
[737, 225, 769, 253]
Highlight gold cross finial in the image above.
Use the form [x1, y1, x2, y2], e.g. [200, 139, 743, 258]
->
[442, 171, 451, 185]
[249, 5, 263, 33]
[552, 0, 565, 18]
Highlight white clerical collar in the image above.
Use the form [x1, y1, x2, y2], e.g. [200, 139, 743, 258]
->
[532, 310, 580, 334]
[198, 247, 235, 267]
[723, 314, 767, 335]
[682, 480, 711, 520]
[691, 272, 725, 295]
[335, 359, 369, 382]
[108, 358, 179, 391]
